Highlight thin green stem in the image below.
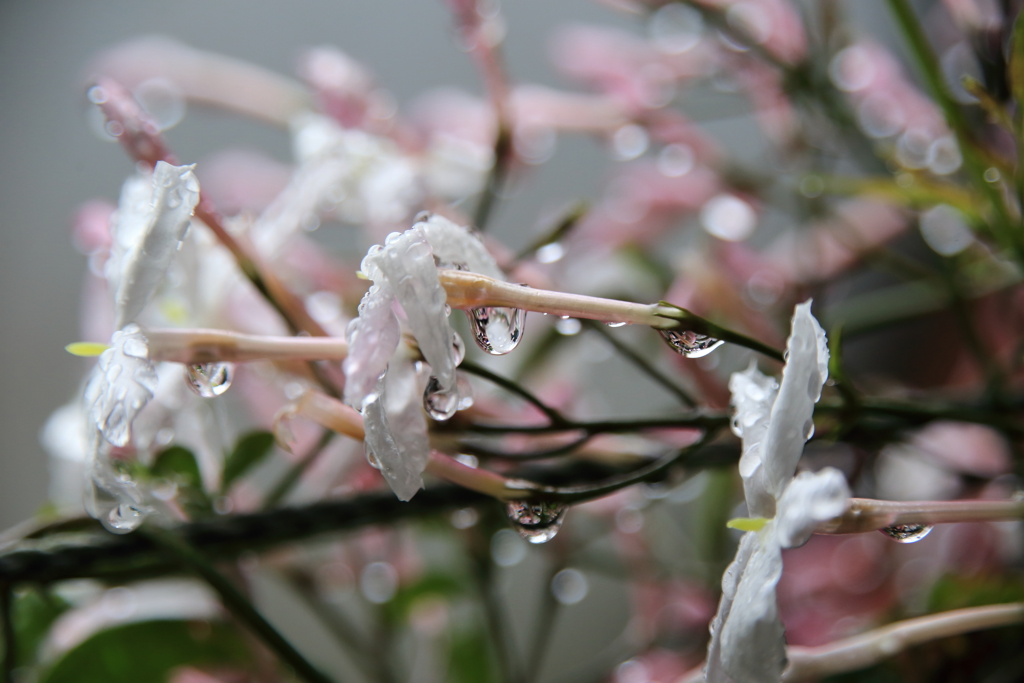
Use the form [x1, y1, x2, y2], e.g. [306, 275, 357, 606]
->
[457, 433, 593, 462]
[586, 321, 696, 407]
[459, 361, 568, 425]
[525, 566, 561, 683]
[886, 0, 1023, 264]
[654, 303, 785, 363]
[264, 430, 336, 509]
[474, 127, 513, 231]
[1, 584, 13, 683]
[141, 526, 337, 683]
[468, 524, 523, 683]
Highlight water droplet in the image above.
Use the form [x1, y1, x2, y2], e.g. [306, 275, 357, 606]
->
[505, 500, 568, 544]
[657, 143, 695, 177]
[105, 120, 124, 137]
[414, 210, 432, 223]
[133, 77, 185, 131]
[360, 561, 398, 604]
[466, 307, 526, 354]
[87, 85, 109, 104]
[605, 321, 628, 328]
[456, 373, 474, 410]
[659, 330, 724, 358]
[648, 3, 703, 54]
[984, 167, 1001, 183]
[105, 503, 146, 533]
[451, 331, 466, 365]
[880, 524, 933, 544]
[185, 362, 234, 398]
[555, 317, 581, 335]
[450, 507, 479, 529]
[366, 444, 382, 470]
[920, 205, 973, 256]
[423, 376, 458, 420]
[491, 528, 528, 566]
[700, 193, 756, 241]
[535, 242, 565, 264]
[551, 568, 589, 605]
[611, 124, 649, 161]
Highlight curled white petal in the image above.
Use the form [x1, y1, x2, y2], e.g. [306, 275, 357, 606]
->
[705, 532, 757, 683]
[730, 363, 779, 518]
[762, 300, 829, 498]
[418, 213, 504, 279]
[720, 527, 787, 683]
[775, 468, 851, 549]
[342, 280, 401, 408]
[361, 356, 430, 501]
[365, 227, 457, 395]
[110, 162, 200, 328]
[84, 324, 159, 448]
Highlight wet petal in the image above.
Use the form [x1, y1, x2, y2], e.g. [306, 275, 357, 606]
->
[775, 467, 850, 548]
[343, 280, 401, 408]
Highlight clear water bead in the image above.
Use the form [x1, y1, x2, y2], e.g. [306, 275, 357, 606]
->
[659, 330, 724, 358]
[505, 500, 568, 544]
[105, 502, 147, 534]
[551, 568, 589, 605]
[185, 362, 234, 397]
[466, 306, 526, 355]
[880, 524, 933, 544]
[423, 376, 459, 420]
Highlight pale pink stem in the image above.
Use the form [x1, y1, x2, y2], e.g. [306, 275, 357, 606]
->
[439, 269, 674, 327]
[677, 603, 1024, 683]
[821, 497, 1024, 534]
[782, 603, 1024, 681]
[292, 391, 543, 499]
[147, 328, 348, 364]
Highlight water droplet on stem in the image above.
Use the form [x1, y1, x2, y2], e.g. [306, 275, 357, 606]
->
[467, 307, 526, 354]
[659, 330, 724, 358]
[423, 376, 458, 420]
[505, 500, 568, 543]
[185, 362, 234, 397]
[880, 524, 933, 544]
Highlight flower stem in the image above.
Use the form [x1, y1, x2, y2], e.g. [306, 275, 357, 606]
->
[140, 525, 337, 683]
[823, 497, 1024, 535]
[147, 328, 348, 364]
[783, 603, 1024, 681]
[1, 583, 14, 683]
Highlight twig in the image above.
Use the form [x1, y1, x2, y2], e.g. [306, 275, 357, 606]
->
[783, 603, 1024, 681]
[264, 430, 337, 509]
[458, 361, 568, 425]
[678, 603, 1024, 682]
[823, 497, 1024, 535]
[140, 525, 337, 683]
[586, 321, 697, 407]
[146, 328, 348, 364]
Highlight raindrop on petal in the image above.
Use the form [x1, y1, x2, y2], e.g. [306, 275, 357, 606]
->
[659, 330, 724, 358]
[466, 307, 526, 354]
[185, 362, 234, 398]
[505, 500, 568, 543]
[880, 524, 933, 544]
[104, 502, 147, 533]
[423, 376, 459, 420]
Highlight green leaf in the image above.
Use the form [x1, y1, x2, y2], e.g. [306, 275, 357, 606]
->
[40, 620, 250, 683]
[11, 588, 69, 666]
[928, 573, 1024, 613]
[152, 446, 202, 491]
[221, 431, 276, 491]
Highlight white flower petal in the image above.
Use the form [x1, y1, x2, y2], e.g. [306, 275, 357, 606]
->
[762, 301, 829, 498]
[112, 162, 200, 328]
[418, 214, 504, 279]
[366, 227, 457, 395]
[730, 363, 780, 517]
[775, 468, 851, 549]
[343, 281, 401, 408]
[720, 527, 787, 683]
[361, 358, 430, 501]
[705, 531, 757, 683]
[84, 324, 159, 448]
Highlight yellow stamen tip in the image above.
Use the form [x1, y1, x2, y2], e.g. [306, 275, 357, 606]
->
[356, 270, 369, 280]
[726, 517, 769, 532]
[65, 342, 110, 357]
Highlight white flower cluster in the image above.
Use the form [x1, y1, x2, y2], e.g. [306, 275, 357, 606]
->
[705, 302, 851, 683]
[83, 162, 200, 532]
[343, 214, 506, 501]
